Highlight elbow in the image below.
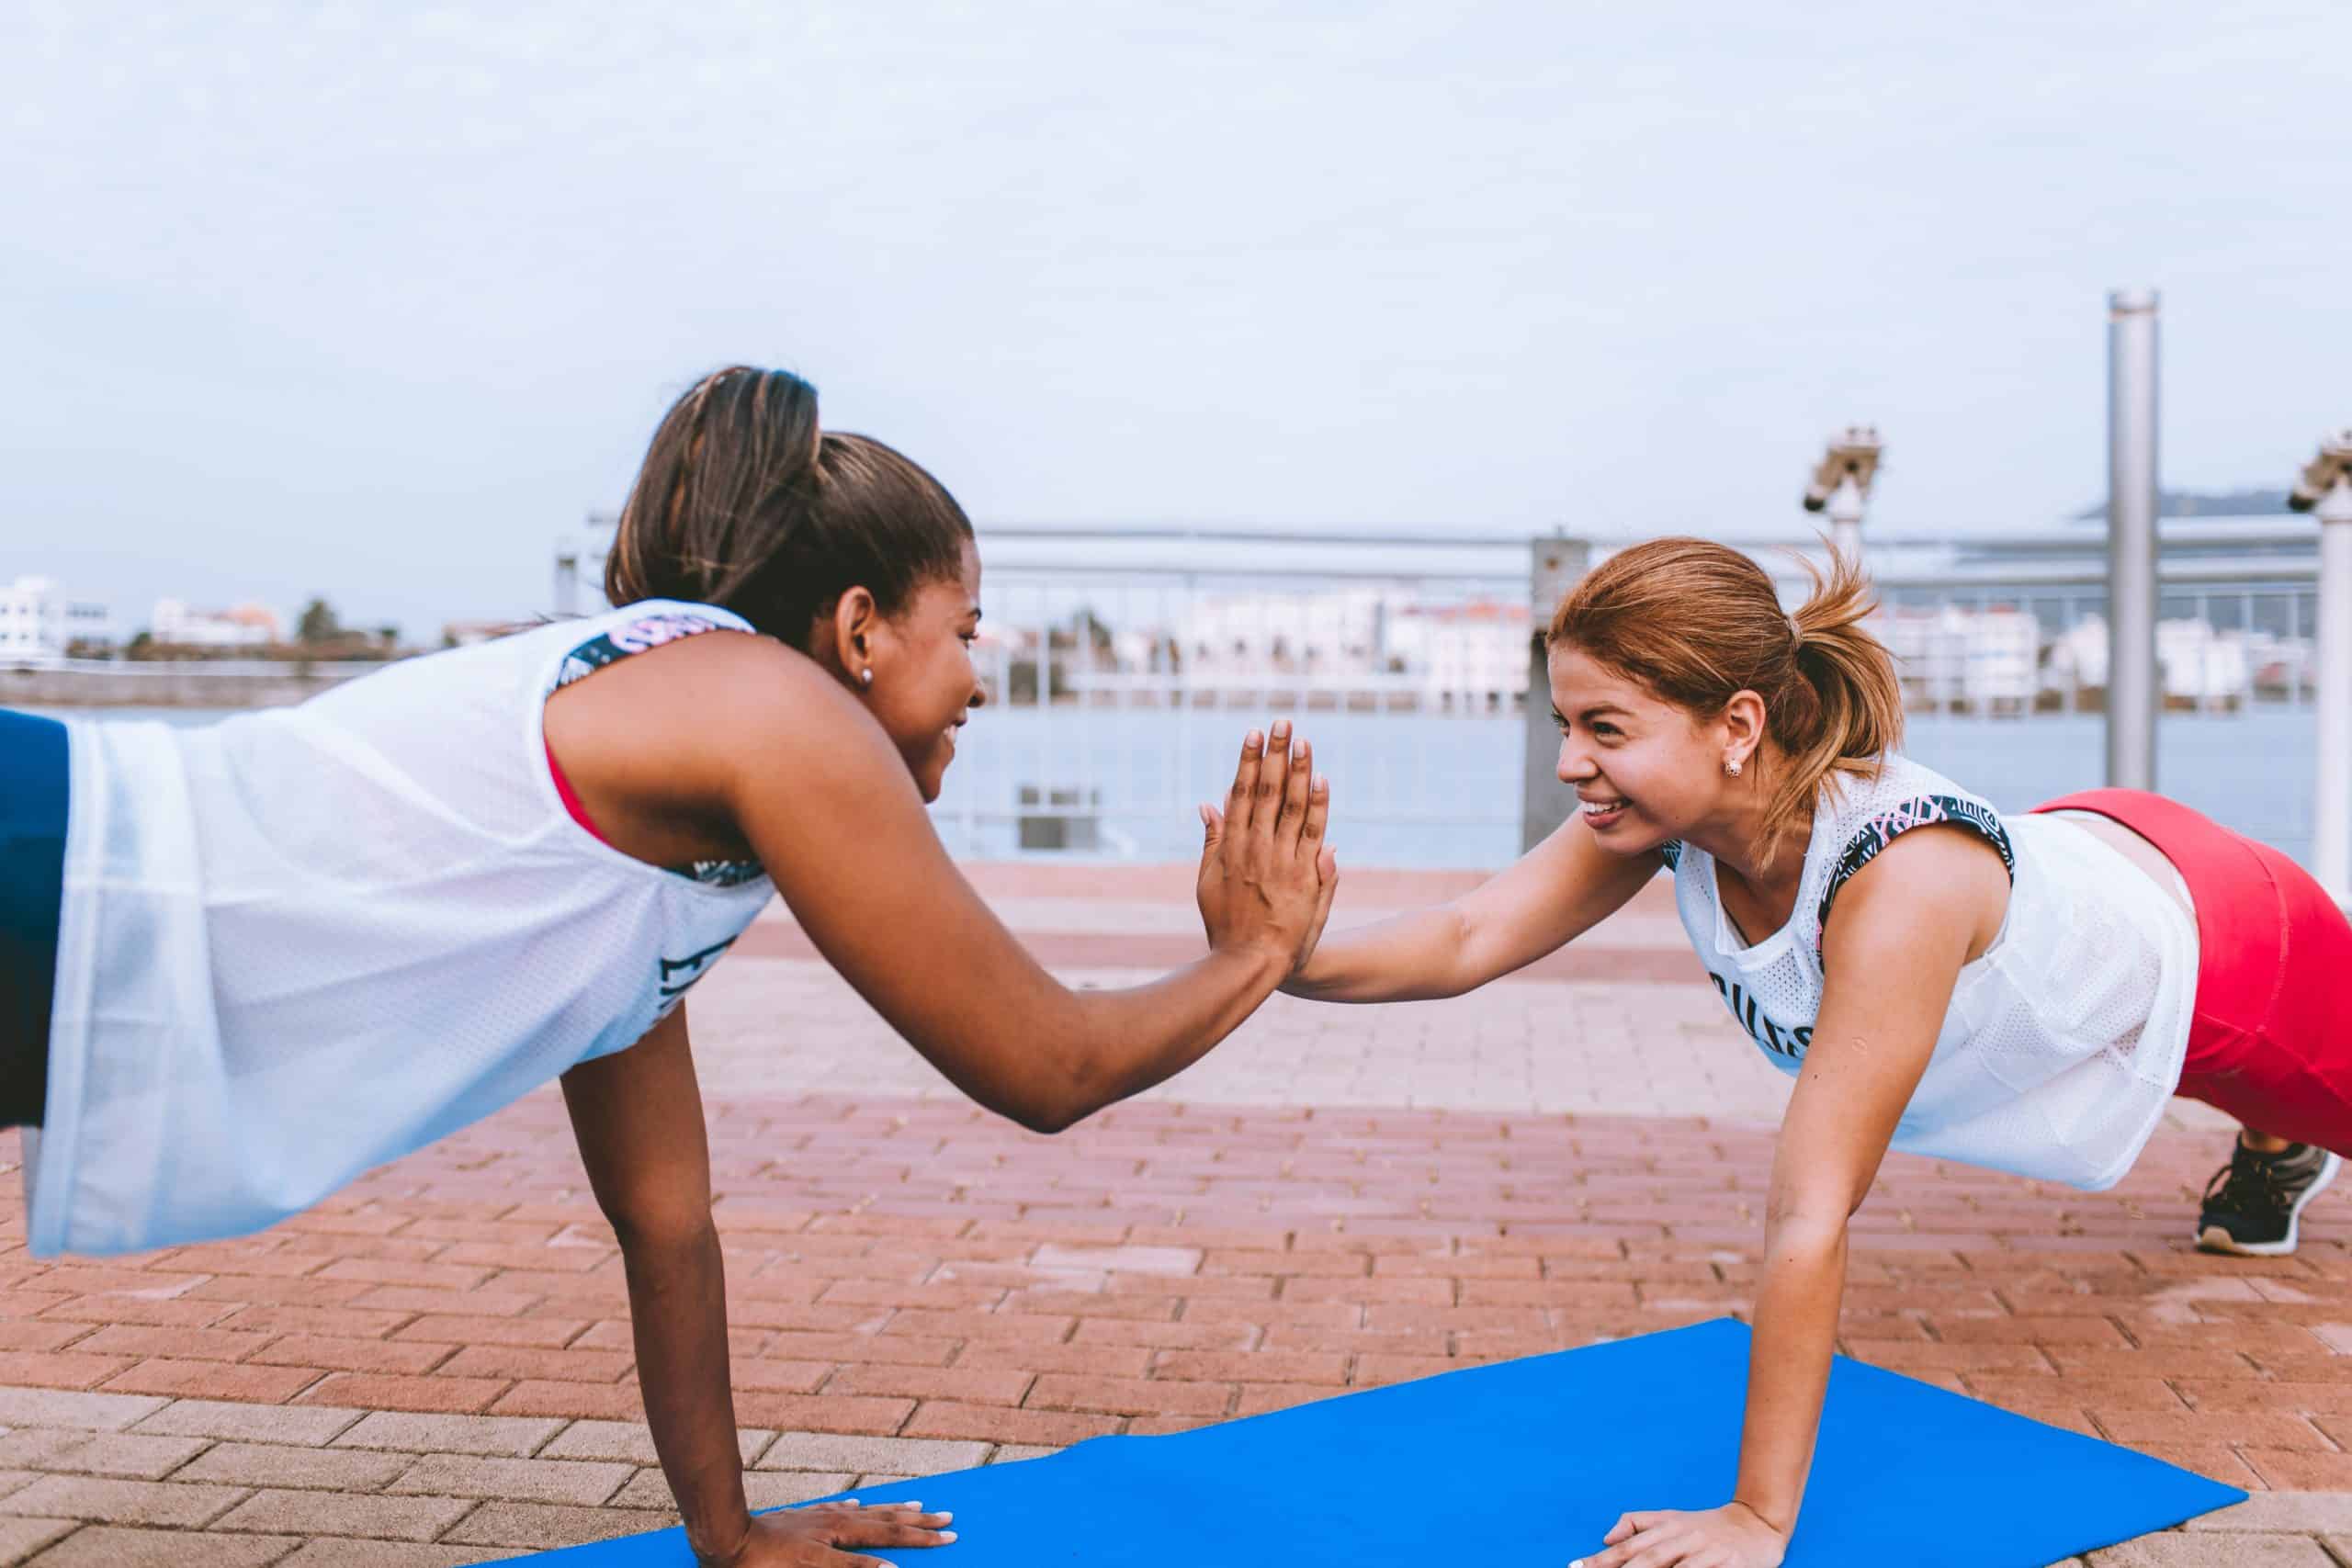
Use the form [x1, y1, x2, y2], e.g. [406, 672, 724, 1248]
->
[1011, 1100, 1083, 1136]
[1760, 1194, 1852, 1259]
[1437, 904, 1481, 998]
[1001, 1054, 1114, 1136]
[604, 1202, 718, 1264]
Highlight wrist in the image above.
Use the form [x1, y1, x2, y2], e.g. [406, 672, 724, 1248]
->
[1730, 1495, 1795, 1537]
[687, 1505, 753, 1566]
[1214, 938, 1290, 989]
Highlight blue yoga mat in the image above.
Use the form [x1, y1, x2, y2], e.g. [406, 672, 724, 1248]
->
[502, 1318, 2243, 1566]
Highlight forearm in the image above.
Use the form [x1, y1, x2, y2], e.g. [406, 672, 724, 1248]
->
[1033, 945, 1286, 1127]
[1280, 905, 1471, 1002]
[621, 1225, 751, 1563]
[1734, 1219, 1849, 1534]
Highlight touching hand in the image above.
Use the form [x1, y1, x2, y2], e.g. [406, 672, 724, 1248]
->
[1576, 1502, 1787, 1568]
[705, 1500, 956, 1567]
[1196, 720, 1338, 973]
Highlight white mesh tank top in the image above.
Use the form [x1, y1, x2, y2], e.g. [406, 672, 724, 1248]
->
[1664, 752, 2196, 1190]
[25, 601, 775, 1257]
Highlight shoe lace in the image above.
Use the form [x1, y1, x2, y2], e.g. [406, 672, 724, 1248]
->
[2204, 1147, 2294, 1217]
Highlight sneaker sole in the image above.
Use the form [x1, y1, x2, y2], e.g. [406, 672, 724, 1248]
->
[2197, 1149, 2344, 1257]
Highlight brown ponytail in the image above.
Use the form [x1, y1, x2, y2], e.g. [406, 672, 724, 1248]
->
[1546, 536, 1905, 859]
[604, 367, 973, 652]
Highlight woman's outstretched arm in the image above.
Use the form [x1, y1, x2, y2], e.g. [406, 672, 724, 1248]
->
[639, 636, 1333, 1134]
[1581, 826, 2003, 1568]
[1283, 813, 1659, 1003]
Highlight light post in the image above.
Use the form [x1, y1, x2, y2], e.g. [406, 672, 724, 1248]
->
[1802, 425, 1883, 567]
[2105, 288, 2162, 792]
[2290, 429, 2352, 905]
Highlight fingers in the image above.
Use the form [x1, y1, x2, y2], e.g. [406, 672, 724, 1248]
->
[813, 1504, 950, 1551]
[1249, 719, 1293, 834]
[829, 1506, 958, 1549]
[1622, 1533, 1696, 1568]
[1300, 844, 1339, 960]
[1226, 728, 1265, 835]
[1579, 1512, 1665, 1568]
[1296, 765, 1329, 857]
[1274, 737, 1314, 853]
[1605, 1510, 1659, 1544]
[1198, 803, 1224, 854]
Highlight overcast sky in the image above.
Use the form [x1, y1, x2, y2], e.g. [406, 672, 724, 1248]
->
[4, 2, 2346, 634]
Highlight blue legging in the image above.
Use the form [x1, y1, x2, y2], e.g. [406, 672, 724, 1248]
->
[1, 709, 68, 1128]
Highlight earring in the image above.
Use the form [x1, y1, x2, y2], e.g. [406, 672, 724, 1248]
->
[1723, 758, 1742, 777]
[859, 668, 874, 686]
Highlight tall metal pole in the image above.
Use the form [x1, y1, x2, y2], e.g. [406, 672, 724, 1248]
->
[1826, 474, 1866, 566]
[2105, 289, 2161, 790]
[1522, 535, 1590, 852]
[2312, 474, 2352, 906]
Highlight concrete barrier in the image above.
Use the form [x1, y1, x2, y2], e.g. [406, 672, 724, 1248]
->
[0, 661, 379, 710]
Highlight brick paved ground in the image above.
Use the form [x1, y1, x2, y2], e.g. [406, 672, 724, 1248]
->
[1, 864, 2346, 1564]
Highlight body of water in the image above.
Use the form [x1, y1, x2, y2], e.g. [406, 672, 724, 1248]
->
[25, 703, 2324, 872]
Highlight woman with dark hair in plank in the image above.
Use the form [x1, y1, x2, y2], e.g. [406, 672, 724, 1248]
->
[0, 366, 1338, 1567]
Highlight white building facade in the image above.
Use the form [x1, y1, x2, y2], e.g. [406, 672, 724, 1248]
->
[1, 578, 113, 664]
[151, 599, 281, 648]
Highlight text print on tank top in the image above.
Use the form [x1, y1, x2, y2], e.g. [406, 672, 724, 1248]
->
[1662, 783, 2016, 1070]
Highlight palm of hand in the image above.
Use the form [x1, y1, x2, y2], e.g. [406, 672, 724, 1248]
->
[1193, 723, 1338, 970]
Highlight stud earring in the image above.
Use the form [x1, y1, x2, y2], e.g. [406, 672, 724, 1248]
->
[859, 668, 874, 687]
[1723, 758, 1742, 777]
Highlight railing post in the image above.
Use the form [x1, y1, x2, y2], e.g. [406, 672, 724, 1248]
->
[2106, 288, 2161, 790]
[2311, 474, 2352, 905]
[1522, 535, 1590, 852]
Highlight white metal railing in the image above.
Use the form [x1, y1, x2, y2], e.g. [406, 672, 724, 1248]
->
[931, 527, 2335, 866]
[933, 527, 1528, 864]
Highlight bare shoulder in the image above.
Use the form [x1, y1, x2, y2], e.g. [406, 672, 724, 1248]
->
[544, 626, 908, 844]
[1826, 820, 2011, 959]
[553, 627, 865, 749]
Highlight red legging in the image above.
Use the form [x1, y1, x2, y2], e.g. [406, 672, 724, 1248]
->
[2032, 790, 2352, 1156]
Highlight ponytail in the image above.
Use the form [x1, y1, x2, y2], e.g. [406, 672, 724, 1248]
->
[605, 366, 972, 652]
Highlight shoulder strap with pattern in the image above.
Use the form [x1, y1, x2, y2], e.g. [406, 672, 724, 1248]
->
[1814, 795, 2014, 953]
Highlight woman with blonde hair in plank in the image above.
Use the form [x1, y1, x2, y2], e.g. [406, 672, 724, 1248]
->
[1283, 536, 2346, 1567]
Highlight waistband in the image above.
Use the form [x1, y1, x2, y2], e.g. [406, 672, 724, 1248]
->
[2029, 787, 2277, 1032]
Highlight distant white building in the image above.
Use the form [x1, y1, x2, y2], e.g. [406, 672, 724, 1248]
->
[1170, 587, 1527, 708]
[1, 577, 113, 664]
[1878, 604, 2039, 714]
[1381, 599, 1529, 711]
[151, 599, 281, 648]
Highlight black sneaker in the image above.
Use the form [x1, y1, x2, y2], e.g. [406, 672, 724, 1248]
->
[2196, 1140, 2342, 1256]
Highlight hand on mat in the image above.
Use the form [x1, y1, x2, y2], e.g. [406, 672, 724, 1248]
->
[1197, 720, 1339, 973]
[1577, 1501, 1786, 1568]
[708, 1499, 956, 1566]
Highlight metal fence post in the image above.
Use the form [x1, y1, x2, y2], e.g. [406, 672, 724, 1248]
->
[2311, 475, 2352, 904]
[1522, 536, 1591, 852]
[2106, 289, 2161, 790]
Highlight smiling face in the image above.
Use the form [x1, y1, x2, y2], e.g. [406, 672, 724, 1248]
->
[1546, 640, 1742, 855]
[848, 537, 987, 804]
